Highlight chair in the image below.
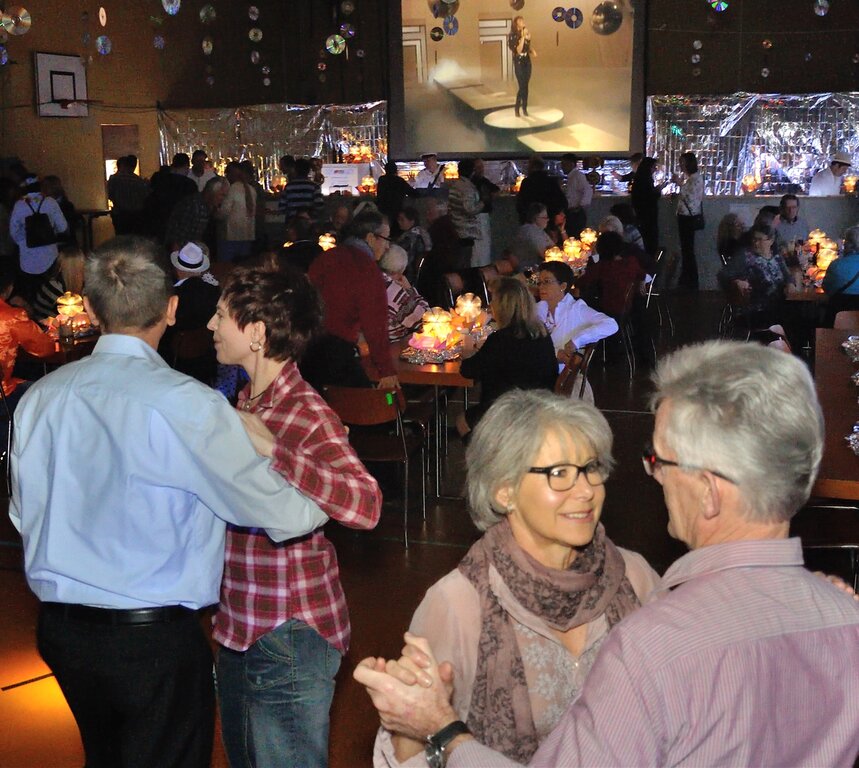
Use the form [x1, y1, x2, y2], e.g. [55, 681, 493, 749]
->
[833, 310, 859, 330]
[645, 250, 674, 336]
[442, 272, 466, 310]
[478, 264, 499, 305]
[719, 279, 752, 340]
[600, 282, 637, 379]
[553, 344, 596, 399]
[322, 386, 425, 547]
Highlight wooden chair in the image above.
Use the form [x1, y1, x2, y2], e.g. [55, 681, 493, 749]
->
[554, 344, 596, 399]
[322, 386, 425, 547]
[833, 310, 859, 330]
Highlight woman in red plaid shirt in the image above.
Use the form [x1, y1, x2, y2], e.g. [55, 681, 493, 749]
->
[207, 263, 382, 768]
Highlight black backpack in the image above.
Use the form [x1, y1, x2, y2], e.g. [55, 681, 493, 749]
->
[24, 197, 58, 248]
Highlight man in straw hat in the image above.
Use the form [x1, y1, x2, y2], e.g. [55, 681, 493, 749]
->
[808, 150, 853, 196]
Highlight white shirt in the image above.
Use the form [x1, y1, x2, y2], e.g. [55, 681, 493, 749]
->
[189, 168, 218, 192]
[10, 193, 69, 275]
[414, 166, 442, 189]
[676, 171, 704, 216]
[808, 167, 843, 196]
[564, 170, 593, 210]
[536, 292, 618, 370]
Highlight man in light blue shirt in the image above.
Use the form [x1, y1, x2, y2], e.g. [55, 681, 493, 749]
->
[10, 235, 328, 768]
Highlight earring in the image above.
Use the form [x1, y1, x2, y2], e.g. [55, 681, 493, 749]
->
[250, 340, 262, 352]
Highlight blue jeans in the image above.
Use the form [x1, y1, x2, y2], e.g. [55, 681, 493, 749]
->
[217, 618, 342, 768]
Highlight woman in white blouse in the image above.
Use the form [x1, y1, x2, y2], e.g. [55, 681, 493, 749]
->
[675, 151, 705, 290]
[216, 162, 257, 262]
[535, 261, 618, 402]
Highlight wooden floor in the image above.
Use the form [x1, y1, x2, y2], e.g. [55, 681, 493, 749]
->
[0, 292, 847, 768]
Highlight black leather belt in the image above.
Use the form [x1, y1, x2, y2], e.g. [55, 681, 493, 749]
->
[42, 602, 196, 626]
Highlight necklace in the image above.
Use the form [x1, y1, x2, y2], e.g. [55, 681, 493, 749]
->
[241, 391, 266, 411]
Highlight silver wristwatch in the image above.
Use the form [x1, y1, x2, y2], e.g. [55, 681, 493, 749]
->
[425, 720, 470, 768]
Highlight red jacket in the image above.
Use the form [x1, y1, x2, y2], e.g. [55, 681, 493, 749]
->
[308, 240, 396, 378]
[0, 300, 55, 395]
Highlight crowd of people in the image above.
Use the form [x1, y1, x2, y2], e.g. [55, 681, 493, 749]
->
[3, 145, 859, 768]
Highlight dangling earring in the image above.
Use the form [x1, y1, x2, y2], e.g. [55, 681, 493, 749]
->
[250, 340, 262, 352]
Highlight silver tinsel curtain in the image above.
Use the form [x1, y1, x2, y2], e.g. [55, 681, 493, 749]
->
[647, 93, 859, 196]
[158, 101, 387, 190]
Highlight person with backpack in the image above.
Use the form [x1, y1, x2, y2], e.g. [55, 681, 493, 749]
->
[9, 174, 68, 301]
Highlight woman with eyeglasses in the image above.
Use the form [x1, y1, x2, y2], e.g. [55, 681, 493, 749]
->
[535, 261, 618, 401]
[373, 389, 660, 766]
[510, 202, 555, 272]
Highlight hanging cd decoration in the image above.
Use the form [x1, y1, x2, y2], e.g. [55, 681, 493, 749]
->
[200, 5, 216, 24]
[249, 27, 263, 42]
[340, 23, 355, 38]
[318, 61, 327, 71]
[761, 67, 770, 77]
[98, 7, 107, 26]
[552, 7, 565, 22]
[248, 6, 259, 21]
[206, 75, 215, 86]
[443, 15, 458, 35]
[319, 73, 326, 82]
[162, 0, 181, 17]
[82, 31, 91, 45]
[804, 52, 812, 62]
[692, 39, 703, 50]
[428, 1, 443, 18]
[762, 39, 772, 49]
[692, 67, 701, 77]
[154, 34, 166, 49]
[205, 64, 213, 73]
[341, 0, 355, 14]
[261, 65, 270, 75]
[4, 7, 31, 35]
[356, 48, 365, 58]
[96, 34, 112, 54]
[853, 53, 859, 64]
[709, 1, 728, 10]
[250, 50, 260, 64]
[510, 0, 524, 10]
[202, 36, 213, 55]
[0, 28, 8, 43]
[813, 0, 829, 16]
[263, 77, 271, 86]
[0, 46, 7, 65]
[690, 53, 701, 64]
[591, 2, 622, 35]
[430, 26, 444, 41]
[326, 33, 346, 54]
[565, 8, 583, 28]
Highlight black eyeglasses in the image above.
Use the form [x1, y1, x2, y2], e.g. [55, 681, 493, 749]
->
[527, 461, 606, 491]
[641, 443, 737, 484]
[374, 232, 393, 242]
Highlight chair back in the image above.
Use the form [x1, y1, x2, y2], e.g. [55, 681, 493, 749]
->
[553, 343, 596, 398]
[834, 310, 859, 330]
[322, 386, 405, 427]
[478, 264, 500, 304]
[442, 272, 466, 309]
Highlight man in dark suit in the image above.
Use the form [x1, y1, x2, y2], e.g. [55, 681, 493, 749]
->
[515, 155, 567, 224]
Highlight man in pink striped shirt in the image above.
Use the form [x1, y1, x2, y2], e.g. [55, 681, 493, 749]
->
[356, 341, 859, 767]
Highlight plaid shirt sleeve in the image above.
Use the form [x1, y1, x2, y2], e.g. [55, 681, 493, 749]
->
[265, 365, 381, 530]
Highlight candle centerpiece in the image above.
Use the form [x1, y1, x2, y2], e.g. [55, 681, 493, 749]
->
[318, 233, 337, 251]
[403, 296, 492, 364]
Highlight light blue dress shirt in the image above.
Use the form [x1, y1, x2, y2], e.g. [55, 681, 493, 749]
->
[9, 334, 328, 610]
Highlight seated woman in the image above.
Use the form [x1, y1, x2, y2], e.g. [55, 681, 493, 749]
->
[31, 245, 85, 321]
[535, 261, 618, 400]
[718, 223, 792, 329]
[823, 225, 859, 296]
[374, 389, 660, 765]
[510, 203, 554, 272]
[716, 212, 746, 263]
[379, 244, 430, 342]
[0, 262, 54, 417]
[396, 206, 432, 282]
[545, 209, 568, 248]
[608, 203, 645, 252]
[207, 262, 382, 768]
[577, 231, 647, 318]
[457, 277, 557, 437]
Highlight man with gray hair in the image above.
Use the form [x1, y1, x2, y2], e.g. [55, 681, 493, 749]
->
[10, 236, 327, 768]
[355, 340, 859, 767]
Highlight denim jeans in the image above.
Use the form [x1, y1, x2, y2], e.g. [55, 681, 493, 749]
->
[217, 618, 342, 768]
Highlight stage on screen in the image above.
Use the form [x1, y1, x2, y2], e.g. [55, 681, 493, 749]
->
[387, 0, 643, 158]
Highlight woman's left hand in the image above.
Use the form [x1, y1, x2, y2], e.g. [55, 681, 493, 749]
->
[238, 411, 276, 458]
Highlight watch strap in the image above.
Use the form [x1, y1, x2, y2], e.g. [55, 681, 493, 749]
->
[426, 719, 470, 767]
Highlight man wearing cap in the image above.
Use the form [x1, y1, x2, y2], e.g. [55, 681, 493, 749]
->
[808, 151, 852, 196]
[414, 153, 445, 190]
[10, 235, 327, 768]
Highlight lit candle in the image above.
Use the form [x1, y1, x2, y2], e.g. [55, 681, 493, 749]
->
[318, 233, 337, 251]
[454, 293, 482, 323]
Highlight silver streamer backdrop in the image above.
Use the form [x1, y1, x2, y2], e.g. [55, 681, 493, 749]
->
[158, 101, 388, 191]
[648, 93, 859, 196]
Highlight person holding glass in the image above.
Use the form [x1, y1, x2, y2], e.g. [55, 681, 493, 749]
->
[508, 16, 536, 117]
[372, 390, 659, 766]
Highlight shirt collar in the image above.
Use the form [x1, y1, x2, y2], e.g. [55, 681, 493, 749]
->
[92, 333, 170, 368]
[344, 237, 374, 259]
[657, 537, 804, 594]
